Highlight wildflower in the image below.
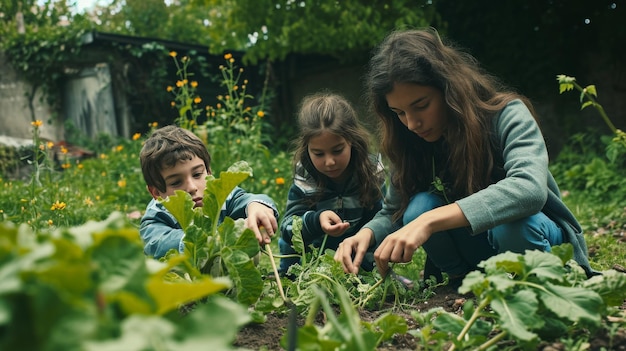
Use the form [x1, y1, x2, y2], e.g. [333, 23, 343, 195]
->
[257, 111, 265, 118]
[224, 53, 233, 60]
[84, 197, 94, 206]
[31, 120, 43, 127]
[77, 163, 84, 169]
[100, 154, 107, 159]
[244, 79, 248, 84]
[217, 103, 222, 109]
[61, 146, 68, 154]
[50, 201, 67, 211]
[275, 177, 285, 185]
[233, 85, 238, 91]
[182, 56, 189, 62]
[191, 81, 198, 88]
[261, 180, 268, 185]
[118, 179, 127, 188]
[115, 145, 124, 152]
[166, 86, 173, 92]
[39, 144, 45, 151]
[171, 101, 176, 107]
[274, 168, 279, 173]
[61, 163, 71, 169]
[176, 80, 184, 87]
[236, 139, 241, 144]
[48, 220, 53, 226]
[101, 172, 106, 177]
[132, 133, 141, 141]
[47, 141, 54, 149]
[151, 122, 158, 128]
[194, 97, 202, 104]
[169, 51, 177, 57]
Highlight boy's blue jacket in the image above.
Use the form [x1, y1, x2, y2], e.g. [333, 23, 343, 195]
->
[140, 186, 278, 258]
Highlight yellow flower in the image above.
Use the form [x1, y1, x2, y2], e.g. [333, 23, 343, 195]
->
[61, 163, 71, 169]
[244, 79, 248, 84]
[233, 85, 238, 91]
[132, 133, 141, 141]
[230, 58, 235, 63]
[115, 145, 124, 152]
[274, 168, 279, 173]
[31, 120, 43, 127]
[166, 86, 173, 92]
[118, 179, 127, 188]
[77, 163, 84, 169]
[236, 139, 241, 144]
[176, 80, 184, 87]
[191, 81, 198, 88]
[169, 51, 177, 57]
[182, 56, 189, 62]
[217, 103, 222, 109]
[151, 122, 158, 128]
[84, 197, 94, 207]
[194, 97, 202, 104]
[61, 146, 68, 154]
[101, 171, 107, 177]
[261, 180, 267, 185]
[171, 101, 176, 107]
[182, 79, 188, 85]
[47, 141, 54, 149]
[38, 144, 45, 151]
[50, 201, 67, 211]
[257, 111, 265, 118]
[100, 154, 107, 159]
[224, 53, 233, 60]
[275, 177, 285, 185]
[48, 220, 54, 226]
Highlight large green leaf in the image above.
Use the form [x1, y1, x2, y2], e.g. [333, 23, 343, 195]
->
[491, 289, 542, 342]
[160, 190, 196, 231]
[222, 247, 263, 305]
[539, 283, 603, 327]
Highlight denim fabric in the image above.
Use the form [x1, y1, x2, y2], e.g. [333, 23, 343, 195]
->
[487, 211, 563, 253]
[403, 192, 497, 276]
[403, 192, 565, 277]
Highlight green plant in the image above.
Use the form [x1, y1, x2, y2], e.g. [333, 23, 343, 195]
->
[557, 74, 626, 163]
[0, 212, 249, 350]
[282, 283, 407, 350]
[157, 161, 266, 306]
[411, 246, 626, 350]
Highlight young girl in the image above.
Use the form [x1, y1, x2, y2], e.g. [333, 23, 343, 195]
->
[279, 92, 386, 274]
[334, 28, 596, 283]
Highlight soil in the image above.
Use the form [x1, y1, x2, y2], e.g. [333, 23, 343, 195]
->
[234, 278, 626, 351]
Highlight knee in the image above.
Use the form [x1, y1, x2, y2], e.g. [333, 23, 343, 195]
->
[403, 192, 444, 225]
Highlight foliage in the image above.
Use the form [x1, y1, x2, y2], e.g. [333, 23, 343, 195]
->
[282, 283, 407, 351]
[169, 52, 291, 211]
[199, 0, 443, 64]
[557, 74, 626, 163]
[0, 121, 149, 231]
[0, 1, 94, 109]
[158, 162, 266, 305]
[411, 247, 626, 350]
[0, 212, 250, 350]
[551, 76, 626, 236]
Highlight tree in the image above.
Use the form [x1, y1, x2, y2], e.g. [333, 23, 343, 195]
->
[199, 0, 443, 64]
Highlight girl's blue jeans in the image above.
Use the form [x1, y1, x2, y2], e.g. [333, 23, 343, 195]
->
[404, 192, 563, 277]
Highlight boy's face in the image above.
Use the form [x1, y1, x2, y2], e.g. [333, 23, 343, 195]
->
[148, 155, 209, 208]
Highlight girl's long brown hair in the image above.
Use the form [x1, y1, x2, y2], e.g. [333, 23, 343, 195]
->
[366, 28, 537, 220]
[292, 92, 383, 207]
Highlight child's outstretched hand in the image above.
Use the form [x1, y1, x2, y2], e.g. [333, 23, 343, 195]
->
[320, 210, 350, 237]
[245, 202, 278, 245]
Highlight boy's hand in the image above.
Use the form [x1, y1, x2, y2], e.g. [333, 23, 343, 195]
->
[245, 202, 278, 245]
[320, 210, 350, 237]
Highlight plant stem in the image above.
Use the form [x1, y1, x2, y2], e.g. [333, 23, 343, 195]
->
[265, 243, 288, 303]
[450, 297, 492, 351]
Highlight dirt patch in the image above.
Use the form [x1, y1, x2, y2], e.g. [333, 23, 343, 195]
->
[233, 284, 626, 351]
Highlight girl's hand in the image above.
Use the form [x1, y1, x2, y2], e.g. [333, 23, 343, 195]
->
[374, 225, 430, 277]
[320, 210, 350, 237]
[334, 229, 374, 274]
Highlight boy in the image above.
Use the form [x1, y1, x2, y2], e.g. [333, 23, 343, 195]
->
[139, 125, 279, 258]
